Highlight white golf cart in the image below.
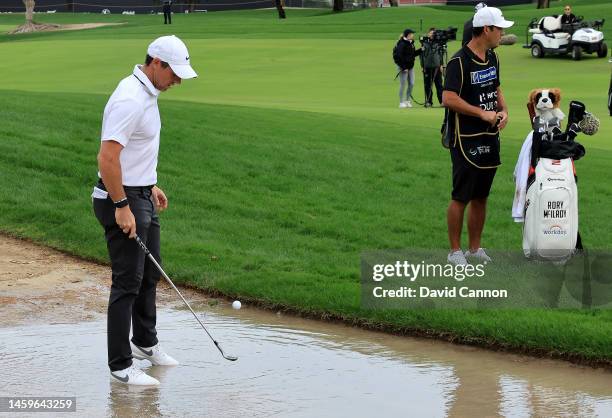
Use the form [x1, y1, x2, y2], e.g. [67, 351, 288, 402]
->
[524, 15, 607, 60]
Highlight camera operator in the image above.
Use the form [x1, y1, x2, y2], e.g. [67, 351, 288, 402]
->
[394, 28, 422, 108]
[421, 28, 444, 107]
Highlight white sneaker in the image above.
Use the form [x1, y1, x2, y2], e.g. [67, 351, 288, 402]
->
[111, 365, 160, 386]
[465, 248, 492, 263]
[131, 342, 179, 366]
[404, 100, 413, 108]
[399, 102, 408, 108]
[447, 250, 468, 265]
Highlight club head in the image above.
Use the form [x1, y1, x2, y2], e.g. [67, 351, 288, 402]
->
[223, 354, 238, 361]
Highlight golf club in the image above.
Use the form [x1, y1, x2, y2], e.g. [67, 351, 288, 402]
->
[135, 235, 238, 362]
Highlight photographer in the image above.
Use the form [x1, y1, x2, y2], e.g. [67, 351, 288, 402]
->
[421, 28, 444, 107]
[394, 29, 422, 108]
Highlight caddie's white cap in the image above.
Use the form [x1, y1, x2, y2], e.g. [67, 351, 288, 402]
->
[473, 7, 514, 28]
[147, 35, 197, 79]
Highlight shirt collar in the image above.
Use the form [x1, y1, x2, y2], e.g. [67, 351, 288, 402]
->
[133, 65, 160, 97]
[463, 44, 488, 64]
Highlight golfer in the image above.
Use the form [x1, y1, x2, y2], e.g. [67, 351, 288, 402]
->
[442, 7, 512, 265]
[93, 35, 197, 386]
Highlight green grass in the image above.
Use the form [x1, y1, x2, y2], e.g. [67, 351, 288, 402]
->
[0, 2, 611, 363]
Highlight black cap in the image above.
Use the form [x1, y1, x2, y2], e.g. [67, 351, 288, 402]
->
[403, 28, 415, 37]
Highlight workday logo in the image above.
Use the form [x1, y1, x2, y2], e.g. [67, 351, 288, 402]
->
[543, 225, 567, 235]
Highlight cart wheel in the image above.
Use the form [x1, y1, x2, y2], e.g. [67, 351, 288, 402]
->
[598, 42, 608, 58]
[531, 43, 544, 58]
[572, 45, 582, 60]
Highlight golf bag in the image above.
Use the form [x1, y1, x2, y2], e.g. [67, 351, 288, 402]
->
[523, 156, 578, 260]
[522, 108, 586, 261]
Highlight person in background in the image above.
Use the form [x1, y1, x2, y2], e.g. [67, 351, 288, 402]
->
[422, 27, 444, 107]
[395, 28, 422, 108]
[561, 5, 577, 24]
[463, 2, 487, 46]
[163, 0, 172, 25]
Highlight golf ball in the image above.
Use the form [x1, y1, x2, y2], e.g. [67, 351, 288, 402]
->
[232, 300, 241, 310]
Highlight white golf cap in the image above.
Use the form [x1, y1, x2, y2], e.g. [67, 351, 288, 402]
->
[472, 7, 514, 28]
[147, 35, 197, 79]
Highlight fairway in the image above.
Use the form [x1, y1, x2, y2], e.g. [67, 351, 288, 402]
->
[0, 1, 611, 364]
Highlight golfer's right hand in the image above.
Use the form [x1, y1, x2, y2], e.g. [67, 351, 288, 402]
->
[481, 110, 498, 127]
[115, 207, 137, 238]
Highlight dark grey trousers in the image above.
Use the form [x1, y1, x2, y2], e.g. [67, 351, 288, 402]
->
[93, 181, 161, 372]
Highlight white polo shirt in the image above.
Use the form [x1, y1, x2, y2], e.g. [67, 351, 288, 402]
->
[100, 65, 161, 186]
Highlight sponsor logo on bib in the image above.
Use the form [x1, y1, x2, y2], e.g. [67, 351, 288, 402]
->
[470, 67, 497, 84]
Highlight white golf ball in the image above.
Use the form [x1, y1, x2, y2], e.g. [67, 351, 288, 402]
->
[232, 300, 241, 310]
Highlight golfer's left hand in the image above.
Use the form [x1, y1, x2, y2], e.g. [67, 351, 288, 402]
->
[497, 111, 509, 130]
[152, 186, 168, 212]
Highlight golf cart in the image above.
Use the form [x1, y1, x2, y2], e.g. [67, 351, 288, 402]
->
[524, 15, 607, 60]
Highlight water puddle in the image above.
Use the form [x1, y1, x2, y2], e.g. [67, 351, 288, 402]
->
[1, 303, 611, 417]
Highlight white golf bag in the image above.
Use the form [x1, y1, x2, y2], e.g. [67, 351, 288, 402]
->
[523, 157, 578, 261]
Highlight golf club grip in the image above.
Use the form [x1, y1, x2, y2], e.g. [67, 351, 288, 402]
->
[135, 236, 150, 255]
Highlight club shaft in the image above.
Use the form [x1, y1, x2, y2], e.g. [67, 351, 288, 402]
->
[143, 251, 216, 342]
[135, 236, 236, 360]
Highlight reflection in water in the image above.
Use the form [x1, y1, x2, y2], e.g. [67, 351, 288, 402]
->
[0, 304, 610, 417]
[108, 381, 162, 418]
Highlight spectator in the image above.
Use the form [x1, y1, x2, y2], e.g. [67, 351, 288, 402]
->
[394, 28, 422, 108]
[561, 5, 577, 24]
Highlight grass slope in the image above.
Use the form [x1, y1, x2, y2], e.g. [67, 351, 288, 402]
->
[0, 3, 611, 362]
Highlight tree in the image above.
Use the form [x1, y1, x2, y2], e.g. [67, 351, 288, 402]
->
[9, 1, 59, 34]
[274, 0, 286, 19]
[537, 0, 550, 9]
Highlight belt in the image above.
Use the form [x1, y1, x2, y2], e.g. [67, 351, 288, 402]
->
[97, 179, 154, 192]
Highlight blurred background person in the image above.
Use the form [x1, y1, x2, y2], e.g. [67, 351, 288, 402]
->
[393, 28, 421, 108]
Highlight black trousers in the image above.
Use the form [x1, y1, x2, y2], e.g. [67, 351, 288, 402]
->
[424, 67, 443, 105]
[164, 9, 172, 24]
[93, 181, 161, 372]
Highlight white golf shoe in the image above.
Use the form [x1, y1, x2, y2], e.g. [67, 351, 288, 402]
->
[399, 102, 408, 108]
[131, 342, 179, 366]
[404, 100, 413, 108]
[465, 248, 492, 263]
[447, 250, 468, 265]
[110, 365, 160, 386]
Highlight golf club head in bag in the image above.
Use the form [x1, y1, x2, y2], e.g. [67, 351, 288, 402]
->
[565, 101, 599, 139]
